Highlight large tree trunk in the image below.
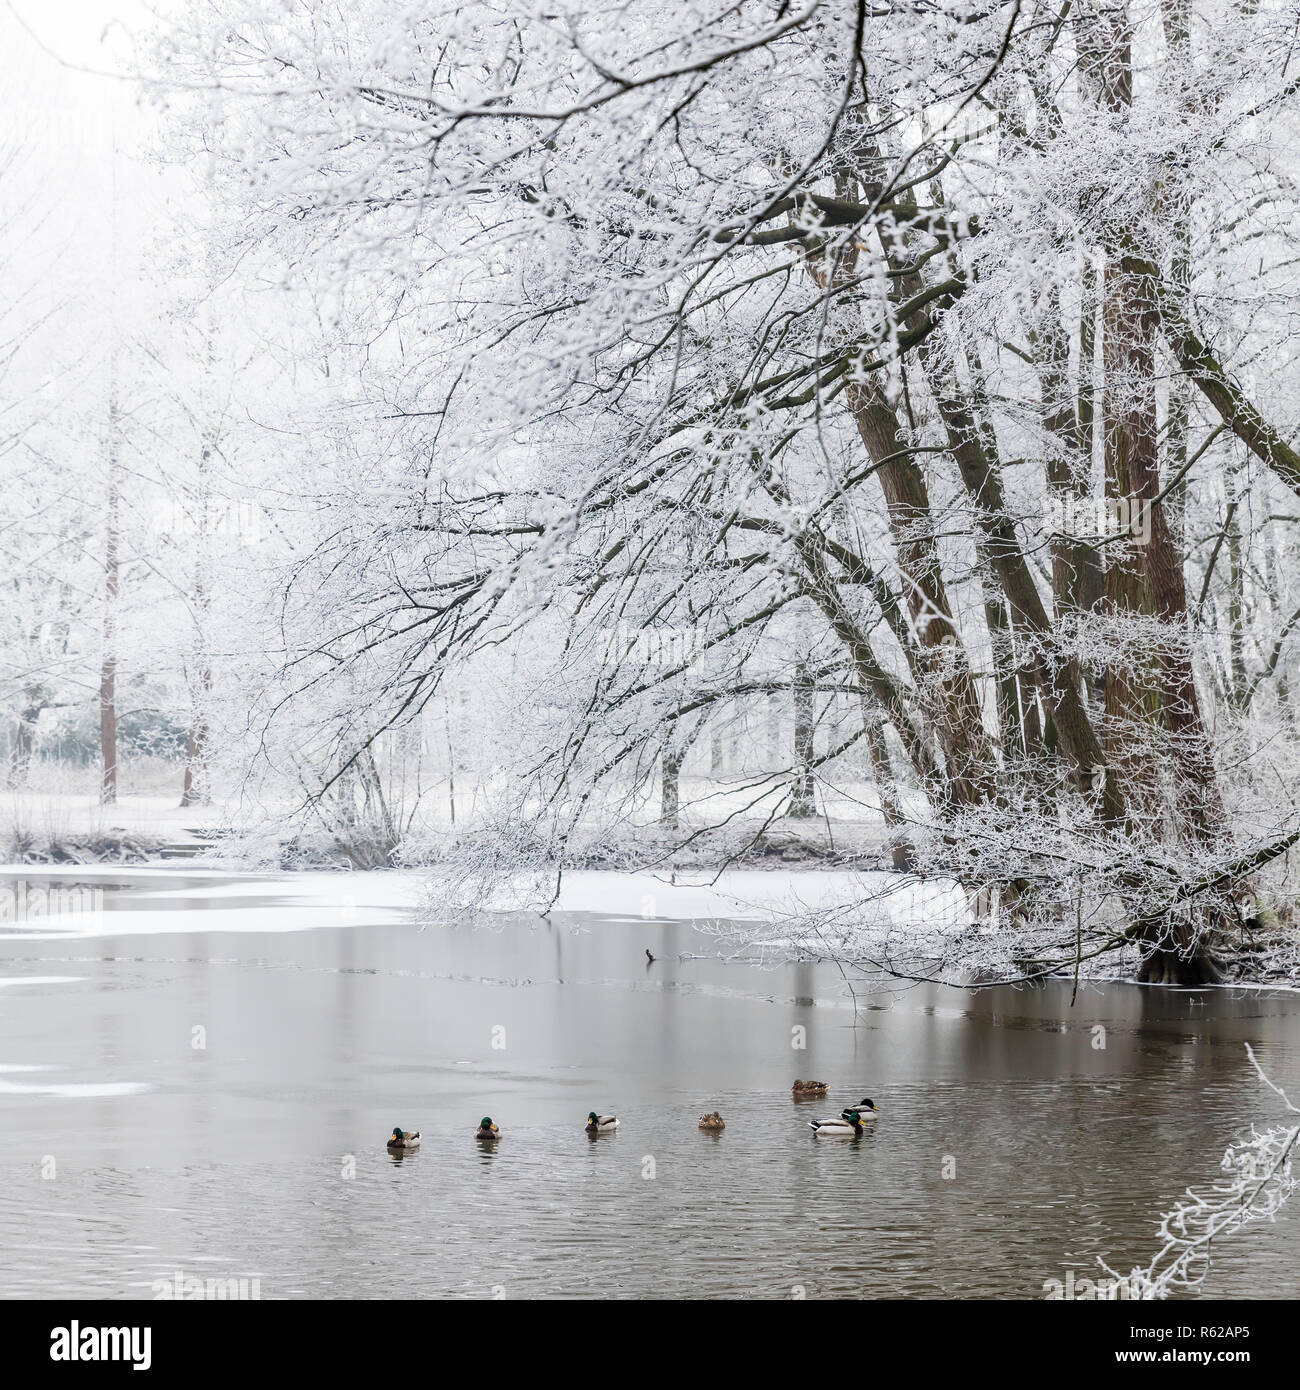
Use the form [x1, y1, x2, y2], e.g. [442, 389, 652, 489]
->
[844, 383, 994, 808]
[1035, 277, 1102, 620]
[788, 663, 816, 817]
[1137, 938, 1224, 986]
[917, 358, 1129, 825]
[804, 189, 993, 815]
[180, 716, 210, 808]
[1079, 4, 1226, 980]
[1104, 259, 1226, 845]
[1074, 2, 1226, 982]
[973, 532, 1028, 766]
[12, 704, 41, 788]
[1101, 255, 1162, 820]
[660, 747, 681, 829]
[1227, 484, 1248, 709]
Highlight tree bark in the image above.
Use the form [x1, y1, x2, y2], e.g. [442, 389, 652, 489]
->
[1103, 258, 1226, 840]
[918, 357, 1129, 825]
[789, 662, 816, 817]
[660, 747, 681, 829]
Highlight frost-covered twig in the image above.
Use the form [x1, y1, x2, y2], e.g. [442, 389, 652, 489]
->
[1100, 1044, 1300, 1299]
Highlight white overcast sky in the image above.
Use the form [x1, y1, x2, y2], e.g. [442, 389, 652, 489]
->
[2, 0, 155, 187]
[1, 2, 177, 383]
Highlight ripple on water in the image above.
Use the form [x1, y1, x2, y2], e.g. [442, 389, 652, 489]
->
[0, 894, 1298, 1298]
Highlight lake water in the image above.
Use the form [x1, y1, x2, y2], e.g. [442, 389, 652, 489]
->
[1, 868, 1298, 1300]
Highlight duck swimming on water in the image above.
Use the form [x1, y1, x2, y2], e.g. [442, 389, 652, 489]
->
[808, 1109, 869, 1137]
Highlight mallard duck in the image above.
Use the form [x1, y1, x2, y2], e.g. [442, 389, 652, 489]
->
[387, 1127, 420, 1150]
[698, 1111, 726, 1130]
[792, 1079, 829, 1096]
[585, 1111, 619, 1133]
[847, 1097, 879, 1115]
[808, 1109, 868, 1137]
[475, 1117, 500, 1140]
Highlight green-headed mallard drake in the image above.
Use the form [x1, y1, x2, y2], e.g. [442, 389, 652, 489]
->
[846, 1097, 879, 1116]
[808, 1109, 868, 1137]
[585, 1111, 619, 1133]
[698, 1111, 725, 1130]
[387, 1127, 420, 1150]
[475, 1117, 500, 1141]
[792, 1079, 829, 1096]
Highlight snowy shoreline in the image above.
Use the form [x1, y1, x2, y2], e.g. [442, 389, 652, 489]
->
[0, 861, 942, 933]
[0, 861, 1293, 994]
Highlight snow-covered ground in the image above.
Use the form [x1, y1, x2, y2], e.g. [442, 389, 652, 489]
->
[0, 865, 417, 938]
[0, 786, 958, 946]
[0, 789, 224, 847]
[485, 865, 963, 927]
[0, 861, 966, 942]
[2, 780, 904, 855]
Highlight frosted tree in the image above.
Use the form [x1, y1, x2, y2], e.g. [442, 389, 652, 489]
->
[152, 1, 1300, 981]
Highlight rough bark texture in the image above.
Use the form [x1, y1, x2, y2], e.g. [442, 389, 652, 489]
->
[660, 747, 680, 829]
[1104, 260, 1226, 842]
[920, 359, 1129, 825]
[789, 662, 816, 817]
[844, 385, 995, 809]
[1101, 256, 1162, 817]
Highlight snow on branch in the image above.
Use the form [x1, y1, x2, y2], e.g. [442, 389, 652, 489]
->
[1100, 1045, 1300, 1299]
